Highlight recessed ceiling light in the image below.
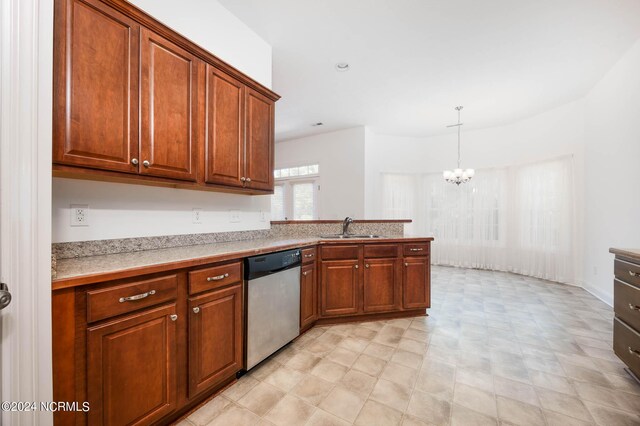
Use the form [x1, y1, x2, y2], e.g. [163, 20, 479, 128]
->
[335, 62, 350, 72]
[312, 122, 324, 127]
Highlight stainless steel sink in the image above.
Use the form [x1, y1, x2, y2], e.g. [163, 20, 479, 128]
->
[320, 234, 383, 239]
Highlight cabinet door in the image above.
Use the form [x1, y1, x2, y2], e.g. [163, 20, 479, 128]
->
[363, 258, 400, 313]
[188, 284, 243, 398]
[53, 0, 139, 173]
[204, 65, 245, 187]
[320, 260, 360, 317]
[140, 27, 199, 181]
[87, 304, 177, 425]
[403, 257, 430, 309]
[244, 88, 274, 191]
[300, 263, 318, 329]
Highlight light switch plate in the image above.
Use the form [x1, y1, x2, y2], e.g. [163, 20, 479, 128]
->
[70, 204, 89, 227]
[259, 211, 267, 222]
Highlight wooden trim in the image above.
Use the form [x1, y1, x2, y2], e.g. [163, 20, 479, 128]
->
[610, 248, 640, 263]
[271, 219, 412, 224]
[314, 309, 426, 326]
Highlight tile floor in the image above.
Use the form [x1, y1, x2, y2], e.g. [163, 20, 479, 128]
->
[177, 266, 640, 425]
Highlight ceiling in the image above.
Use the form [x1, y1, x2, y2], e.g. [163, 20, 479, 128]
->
[219, 0, 640, 141]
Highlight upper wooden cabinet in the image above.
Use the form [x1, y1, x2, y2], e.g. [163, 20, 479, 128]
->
[244, 88, 275, 191]
[204, 65, 245, 187]
[53, 0, 140, 173]
[52, 0, 279, 193]
[140, 28, 200, 182]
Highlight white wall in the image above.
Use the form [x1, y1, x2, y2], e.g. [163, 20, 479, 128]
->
[583, 39, 640, 305]
[365, 100, 586, 220]
[275, 127, 366, 219]
[129, 0, 272, 88]
[53, 0, 273, 243]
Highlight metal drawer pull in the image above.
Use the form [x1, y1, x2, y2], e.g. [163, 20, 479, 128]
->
[409, 248, 424, 252]
[246, 177, 251, 182]
[354, 265, 359, 269]
[405, 262, 409, 267]
[207, 273, 229, 282]
[629, 304, 640, 311]
[628, 347, 640, 357]
[365, 264, 369, 268]
[193, 307, 200, 314]
[119, 290, 155, 303]
[170, 314, 178, 321]
[302, 271, 308, 276]
[304, 254, 315, 258]
[240, 177, 246, 182]
[630, 270, 639, 277]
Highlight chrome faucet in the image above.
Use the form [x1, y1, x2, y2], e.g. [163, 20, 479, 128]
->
[342, 217, 354, 236]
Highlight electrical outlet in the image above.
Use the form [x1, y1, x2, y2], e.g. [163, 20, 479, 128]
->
[229, 210, 241, 223]
[259, 211, 267, 222]
[70, 204, 89, 227]
[192, 208, 202, 224]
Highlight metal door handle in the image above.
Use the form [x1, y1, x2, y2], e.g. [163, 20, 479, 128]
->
[131, 158, 139, 165]
[630, 304, 640, 311]
[629, 347, 640, 357]
[630, 270, 639, 277]
[354, 265, 359, 269]
[246, 177, 251, 182]
[0, 283, 11, 310]
[193, 307, 200, 314]
[410, 248, 424, 252]
[119, 289, 155, 303]
[240, 177, 246, 182]
[365, 264, 369, 268]
[207, 273, 229, 282]
[304, 254, 315, 258]
[302, 271, 308, 276]
[404, 262, 409, 267]
[170, 314, 178, 321]
[142, 160, 150, 168]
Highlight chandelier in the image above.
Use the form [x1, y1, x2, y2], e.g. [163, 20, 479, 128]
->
[443, 106, 475, 185]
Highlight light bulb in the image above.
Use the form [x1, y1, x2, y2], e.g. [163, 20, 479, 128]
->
[443, 170, 452, 179]
[454, 168, 463, 177]
[466, 169, 475, 177]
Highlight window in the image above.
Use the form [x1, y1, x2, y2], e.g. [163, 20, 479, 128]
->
[271, 164, 319, 220]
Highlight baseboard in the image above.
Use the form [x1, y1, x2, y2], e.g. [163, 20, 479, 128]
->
[582, 283, 613, 307]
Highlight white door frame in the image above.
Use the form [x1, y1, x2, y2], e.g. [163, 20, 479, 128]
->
[0, 0, 53, 424]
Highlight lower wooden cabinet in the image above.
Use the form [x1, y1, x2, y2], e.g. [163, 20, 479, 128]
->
[188, 284, 243, 398]
[87, 304, 177, 426]
[403, 256, 430, 309]
[320, 259, 360, 316]
[300, 262, 318, 329]
[363, 258, 400, 313]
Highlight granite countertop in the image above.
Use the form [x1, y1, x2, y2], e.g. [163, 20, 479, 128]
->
[610, 248, 640, 262]
[53, 235, 434, 290]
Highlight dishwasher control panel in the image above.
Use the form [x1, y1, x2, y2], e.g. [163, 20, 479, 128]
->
[244, 249, 301, 280]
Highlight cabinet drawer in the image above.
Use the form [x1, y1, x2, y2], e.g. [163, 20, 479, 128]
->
[614, 279, 640, 331]
[614, 317, 640, 378]
[301, 247, 317, 264]
[364, 244, 399, 259]
[321, 245, 359, 260]
[615, 259, 640, 288]
[87, 274, 178, 323]
[403, 243, 430, 256]
[189, 261, 242, 295]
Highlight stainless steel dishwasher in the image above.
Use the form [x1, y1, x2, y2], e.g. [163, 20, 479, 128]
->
[244, 248, 301, 370]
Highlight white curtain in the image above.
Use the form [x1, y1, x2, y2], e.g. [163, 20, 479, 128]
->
[381, 156, 577, 284]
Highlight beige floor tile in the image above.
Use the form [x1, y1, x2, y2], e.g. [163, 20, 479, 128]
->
[188, 395, 232, 425]
[562, 363, 612, 387]
[351, 326, 378, 340]
[222, 375, 260, 401]
[415, 369, 455, 401]
[237, 382, 285, 416]
[369, 378, 413, 412]
[536, 388, 593, 422]
[290, 374, 334, 406]
[310, 359, 349, 383]
[363, 342, 396, 360]
[340, 369, 377, 395]
[380, 362, 418, 388]
[206, 404, 261, 426]
[400, 414, 435, 426]
[339, 336, 370, 352]
[583, 400, 640, 426]
[263, 395, 315, 426]
[455, 367, 494, 393]
[391, 349, 424, 369]
[543, 410, 595, 426]
[453, 383, 497, 418]
[325, 347, 360, 367]
[249, 359, 282, 381]
[319, 386, 367, 423]
[352, 353, 388, 376]
[397, 338, 428, 355]
[406, 389, 452, 425]
[493, 376, 539, 406]
[450, 403, 498, 426]
[354, 400, 403, 425]
[496, 396, 545, 426]
[305, 408, 351, 426]
[263, 365, 306, 392]
[529, 369, 576, 395]
[286, 351, 322, 372]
